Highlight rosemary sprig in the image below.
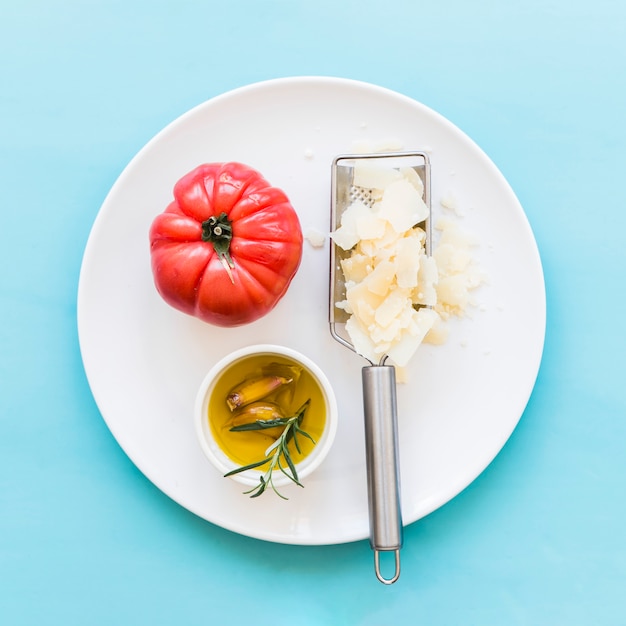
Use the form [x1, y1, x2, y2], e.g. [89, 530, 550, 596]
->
[224, 399, 315, 499]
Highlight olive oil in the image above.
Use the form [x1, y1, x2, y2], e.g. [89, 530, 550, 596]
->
[208, 354, 327, 470]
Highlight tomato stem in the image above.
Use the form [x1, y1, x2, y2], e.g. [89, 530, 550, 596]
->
[201, 212, 235, 283]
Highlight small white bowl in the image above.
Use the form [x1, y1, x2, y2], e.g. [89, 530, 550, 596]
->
[194, 344, 338, 490]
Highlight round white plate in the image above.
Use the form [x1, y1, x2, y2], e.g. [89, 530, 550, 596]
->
[77, 77, 545, 545]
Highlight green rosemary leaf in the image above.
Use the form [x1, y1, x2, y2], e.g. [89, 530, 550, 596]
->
[292, 428, 302, 455]
[246, 476, 267, 498]
[295, 425, 316, 444]
[282, 445, 300, 485]
[284, 424, 295, 447]
[224, 458, 268, 476]
[229, 418, 292, 432]
[278, 464, 303, 488]
[269, 481, 290, 500]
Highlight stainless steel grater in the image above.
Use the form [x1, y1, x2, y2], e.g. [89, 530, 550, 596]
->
[329, 151, 431, 584]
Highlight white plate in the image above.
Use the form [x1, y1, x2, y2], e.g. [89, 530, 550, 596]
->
[77, 77, 545, 545]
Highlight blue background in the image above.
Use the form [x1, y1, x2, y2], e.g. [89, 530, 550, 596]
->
[1, 1, 625, 624]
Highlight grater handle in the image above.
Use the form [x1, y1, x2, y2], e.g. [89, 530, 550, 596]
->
[361, 365, 403, 584]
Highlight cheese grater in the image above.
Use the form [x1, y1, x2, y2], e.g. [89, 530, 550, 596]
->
[329, 151, 431, 584]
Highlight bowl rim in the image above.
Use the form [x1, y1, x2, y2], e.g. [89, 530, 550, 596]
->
[194, 343, 338, 488]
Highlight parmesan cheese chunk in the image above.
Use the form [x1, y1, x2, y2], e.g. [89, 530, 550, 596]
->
[433, 216, 485, 319]
[394, 234, 422, 288]
[304, 227, 326, 248]
[400, 166, 425, 197]
[363, 260, 395, 296]
[387, 307, 438, 367]
[341, 254, 370, 284]
[353, 163, 402, 189]
[356, 212, 387, 241]
[378, 179, 429, 233]
[346, 280, 383, 324]
[330, 198, 372, 251]
[345, 316, 378, 364]
[437, 275, 471, 309]
[414, 255, 438, 306]
[374, 288, 412, 328]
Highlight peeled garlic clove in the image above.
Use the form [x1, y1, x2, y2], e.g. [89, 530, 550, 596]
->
[226, 375, 292, 411]
[229, 402, 285, 427]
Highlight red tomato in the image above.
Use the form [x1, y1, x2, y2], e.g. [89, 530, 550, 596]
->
[149, 162, 303, 327]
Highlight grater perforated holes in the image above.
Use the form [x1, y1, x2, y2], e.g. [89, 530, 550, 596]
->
[349, 186, 375, 208]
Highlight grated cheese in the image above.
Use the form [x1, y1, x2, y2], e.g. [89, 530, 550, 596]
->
[331, 162, 485, 370]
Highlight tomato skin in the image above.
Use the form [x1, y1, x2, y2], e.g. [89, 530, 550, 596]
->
[149, 163, 303, 327]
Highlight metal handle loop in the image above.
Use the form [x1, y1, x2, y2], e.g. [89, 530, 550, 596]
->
[374, 549, 401, 585]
